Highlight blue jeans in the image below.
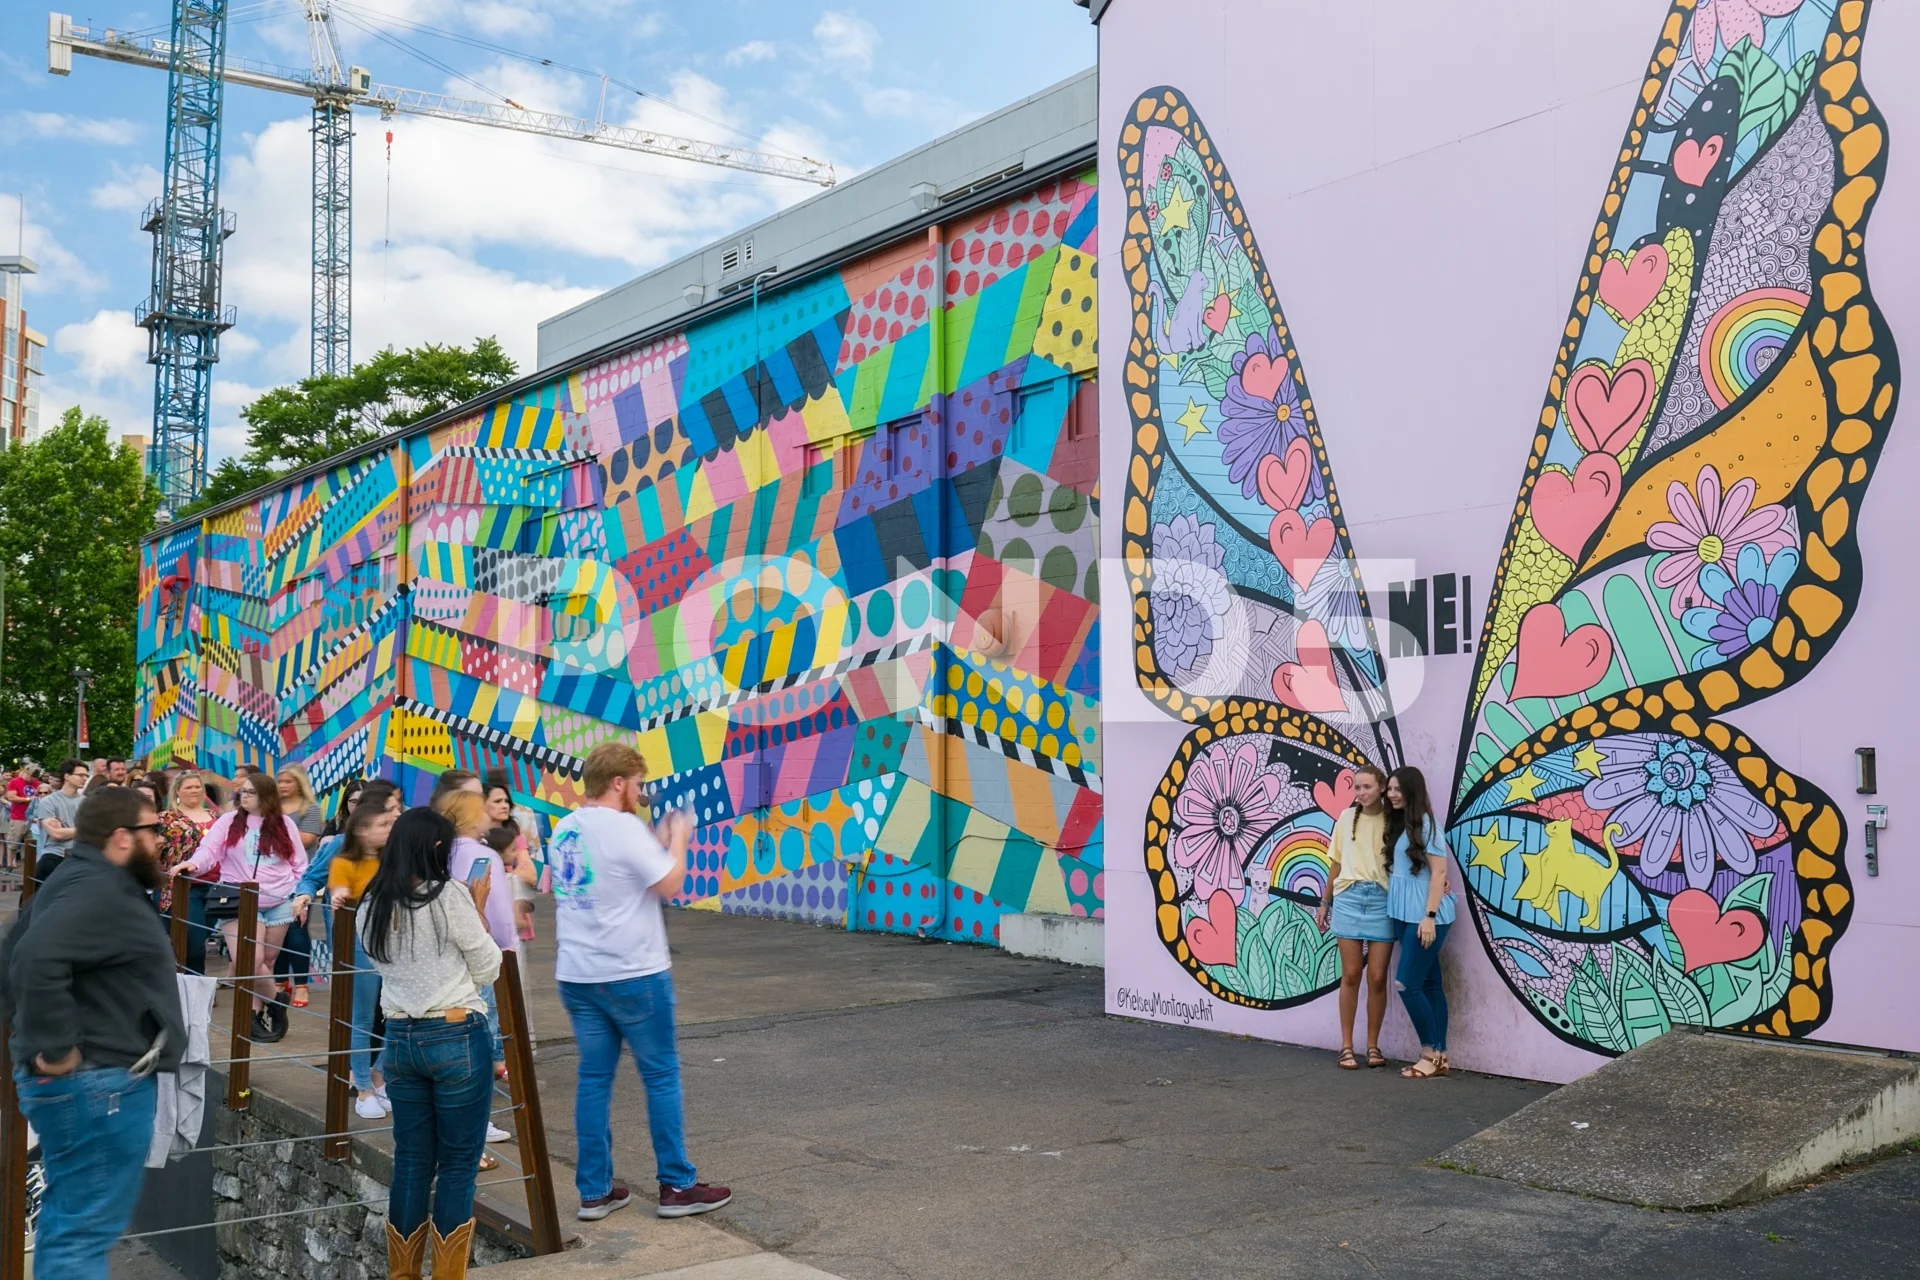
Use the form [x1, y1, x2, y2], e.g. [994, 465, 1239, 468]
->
[382, 1014, 494, 1236]
[559, 972, 696, 1197]
[1395, 921, 1451, 1052]
[349, 936, 385, 1092]
[15, 1067, 156, 1279]
[480, 982, 505, 1064]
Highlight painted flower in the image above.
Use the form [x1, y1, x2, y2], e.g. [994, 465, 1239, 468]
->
[1219, 326, 1312, 502]
[1682, 543, 1799, 668]
[1691, 0, 1805, 68]
[1583, 735, 1777, 890]
[1150, 514, 1231, 682]
[1647, 465, 1796, 615]
[1173, 740, 1286, 903]
[1160, 159, 1174, 182]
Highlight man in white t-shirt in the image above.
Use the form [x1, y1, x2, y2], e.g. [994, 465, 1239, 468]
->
[549, 742, 731, 1222]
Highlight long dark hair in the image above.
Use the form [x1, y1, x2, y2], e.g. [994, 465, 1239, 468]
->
[1385, 766, 1436, 866]
[361, 807, 456, 964]
[323, 778, 367, 836]
[338, 798, 393, 863]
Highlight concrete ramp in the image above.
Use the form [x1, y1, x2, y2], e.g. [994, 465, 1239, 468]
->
[1437, 1028, 1920, 1208]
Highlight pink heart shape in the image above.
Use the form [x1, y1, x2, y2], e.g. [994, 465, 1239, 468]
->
[1202, 293, 1232, 334]
[1268, 510, 1336, 589]
[1530, 452, 1623, 561]
[1597, 243, 1670, 323]
[1185, 889, 1239, 967]
[1256, 437, 1314, 513]
[1671, 134, 1725, 188]
[1566, 359, 1655, 456]
[1667, 888, 1767, 972]
[1238, 352, 1288, 405]
[1510, 603, 1613, 701]
[1272, 619, 1346, 714]
[1313, 768, 1355, 822]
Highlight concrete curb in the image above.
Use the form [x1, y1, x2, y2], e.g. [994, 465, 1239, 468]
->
[998, 912, 1102, 967]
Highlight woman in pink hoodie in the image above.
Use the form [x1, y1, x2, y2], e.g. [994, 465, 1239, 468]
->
[180, 772, 309, 1043]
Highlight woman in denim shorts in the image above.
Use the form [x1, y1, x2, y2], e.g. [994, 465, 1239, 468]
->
[1316, 764, 1397, 1069]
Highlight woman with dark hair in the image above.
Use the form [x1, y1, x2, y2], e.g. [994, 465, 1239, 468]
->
[1315, 763, 1396, 1070]
[321, 797, 402, 1117]
[483, 770, 545, 943]
[323, 778, 370, 838]
[1386, 766, 1455, 1079]
[178, 773, 308, 1042]
[361, 807, 501, 1280]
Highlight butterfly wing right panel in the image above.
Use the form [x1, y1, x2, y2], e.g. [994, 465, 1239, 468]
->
[1450, 1, 1896, 1054]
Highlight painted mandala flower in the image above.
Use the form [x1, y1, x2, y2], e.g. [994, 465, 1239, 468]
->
[1691, 0, 1804, 68]
[1583, 735, 1777, 890]
[1149, 514, 1230, 682]
[1173, 740, 1285, 903]
[1682, 543, 1799, 669]
[1647, 465, 1796, 616]
[1219, 326, 1312, 503]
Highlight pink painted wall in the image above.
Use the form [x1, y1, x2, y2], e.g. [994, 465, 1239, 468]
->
[1099, 0, 1917, 1082]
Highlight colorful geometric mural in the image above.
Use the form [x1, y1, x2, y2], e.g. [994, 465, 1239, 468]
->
[137, 170, 1105, 945]
[1116, 0, 1897, 1054]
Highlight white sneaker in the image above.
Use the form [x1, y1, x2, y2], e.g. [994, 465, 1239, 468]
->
[486, 1123, 512, 1143]
[354, 1094, 386, 1120]
[373, 1083, 392, 1114]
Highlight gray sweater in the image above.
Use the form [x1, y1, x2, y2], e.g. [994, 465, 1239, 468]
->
[1, 844, 186, 1072]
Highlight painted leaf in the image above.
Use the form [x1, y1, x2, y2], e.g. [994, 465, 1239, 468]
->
[1652, 949, 1712, 1028]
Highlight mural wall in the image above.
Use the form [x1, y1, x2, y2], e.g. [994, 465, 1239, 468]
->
[1101, 0, 1913, 1079]
[137, 170, 1104, 944]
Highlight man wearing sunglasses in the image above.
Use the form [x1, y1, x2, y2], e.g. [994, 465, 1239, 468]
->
[1, 786, 186, 1276]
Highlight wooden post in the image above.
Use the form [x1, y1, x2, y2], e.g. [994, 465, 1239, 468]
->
[0, 1027, 26, 1280]
[495, 950, 563, 1254]
[224, 883, 259, 1112]
[323, 902, 356, 1160]
[170, 873, 191, 968]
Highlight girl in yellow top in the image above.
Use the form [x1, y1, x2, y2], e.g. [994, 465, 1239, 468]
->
[331, 797, 399, 1117]
[1316, 764, 1397, 1069]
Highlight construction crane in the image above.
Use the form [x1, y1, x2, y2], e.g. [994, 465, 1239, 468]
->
[48, 4, 836, 516]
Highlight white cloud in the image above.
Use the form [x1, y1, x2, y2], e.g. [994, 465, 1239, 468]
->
[860, 87, 979, 131]
[813, 11, 878, 70]
[9, 112, 140, 146]
[89, 164, 162, 214]
[0, 194, 105, 296]
[53, 310, 148, 385]
[726, 41, 778, 67]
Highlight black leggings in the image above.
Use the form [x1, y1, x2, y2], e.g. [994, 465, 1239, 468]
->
[274, 918, 312, 987]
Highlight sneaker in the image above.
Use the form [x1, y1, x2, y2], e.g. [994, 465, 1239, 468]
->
[250, 1011, 285, 1044]
[354, 1093, 386, 1120]
[657, 1182, 732, 1218]
[485, 1123, 512, 1143]
[577, 1184, 632, 1221]
[374, 1084, 392, 1115]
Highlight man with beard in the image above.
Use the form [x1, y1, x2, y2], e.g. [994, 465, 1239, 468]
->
[1, 786, 185, 1276]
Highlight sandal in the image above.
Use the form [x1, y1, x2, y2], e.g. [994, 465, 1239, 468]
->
[1400, 1052, 1448, 1080]
[479, 1151, 499, 1172]
[1366, 1047, 1388, 1069]
[290, 987, 309, 1008]
[1336, 1047, 1360, 1070]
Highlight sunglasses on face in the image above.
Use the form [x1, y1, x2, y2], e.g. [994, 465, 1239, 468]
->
[127, 822, 163, 834]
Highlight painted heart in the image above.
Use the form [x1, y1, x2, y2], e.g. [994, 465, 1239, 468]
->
[1667, 888, 1767, 972]
[1565, 358, 1655, 456]
[1272, 619, 1346, 714]
[1671, 134, 1725, 188]
[1597, 243, 1670, 323]
[1267, 509, 1336, 589]
[1256, 437, 1314, 513]
[1313, 768, 1355, 822]
[1509, 603, 1613, 700]
[1185, 889, 1240, 967]
[1202, 293, 1233, 334]
[1238, 351, 1289, 404]
[1530, 452, 1623, 561]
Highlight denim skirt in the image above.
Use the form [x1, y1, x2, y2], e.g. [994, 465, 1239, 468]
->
[1329, 881, 1397, 942]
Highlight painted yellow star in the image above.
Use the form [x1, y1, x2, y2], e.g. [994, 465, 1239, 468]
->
[1159, 184, 1194, 232]
[1504, 767, 1546, 804]
[1468, 821, 1521, 875]
[1573, 743, 1606, 779]
[1175, 398, 1210, 442]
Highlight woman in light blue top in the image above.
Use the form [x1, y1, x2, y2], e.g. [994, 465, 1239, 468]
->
[1385, 766, 1454, 1079]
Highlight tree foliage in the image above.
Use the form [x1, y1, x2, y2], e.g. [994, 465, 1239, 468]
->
[176, 337, 516, 518]
[0, 407, 157, 761]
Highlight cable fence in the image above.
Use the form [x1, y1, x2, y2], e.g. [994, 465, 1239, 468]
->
[0, 868, 565, 1279]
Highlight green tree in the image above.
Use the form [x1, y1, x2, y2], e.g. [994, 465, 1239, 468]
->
[175, 336, 516, 519]
[0, 407, 157, 761]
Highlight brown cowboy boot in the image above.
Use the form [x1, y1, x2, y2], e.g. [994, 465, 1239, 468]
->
[430, 1219, 476, 1280]
[385, 1221, 428, 1279]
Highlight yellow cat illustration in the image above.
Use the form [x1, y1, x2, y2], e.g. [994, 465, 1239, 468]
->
[1514, 821, 1622, 929]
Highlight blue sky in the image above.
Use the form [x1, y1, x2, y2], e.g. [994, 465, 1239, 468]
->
[0, 0, 1094, 459]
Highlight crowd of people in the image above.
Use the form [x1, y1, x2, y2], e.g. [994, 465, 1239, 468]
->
[0, 742, 729, 1280]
